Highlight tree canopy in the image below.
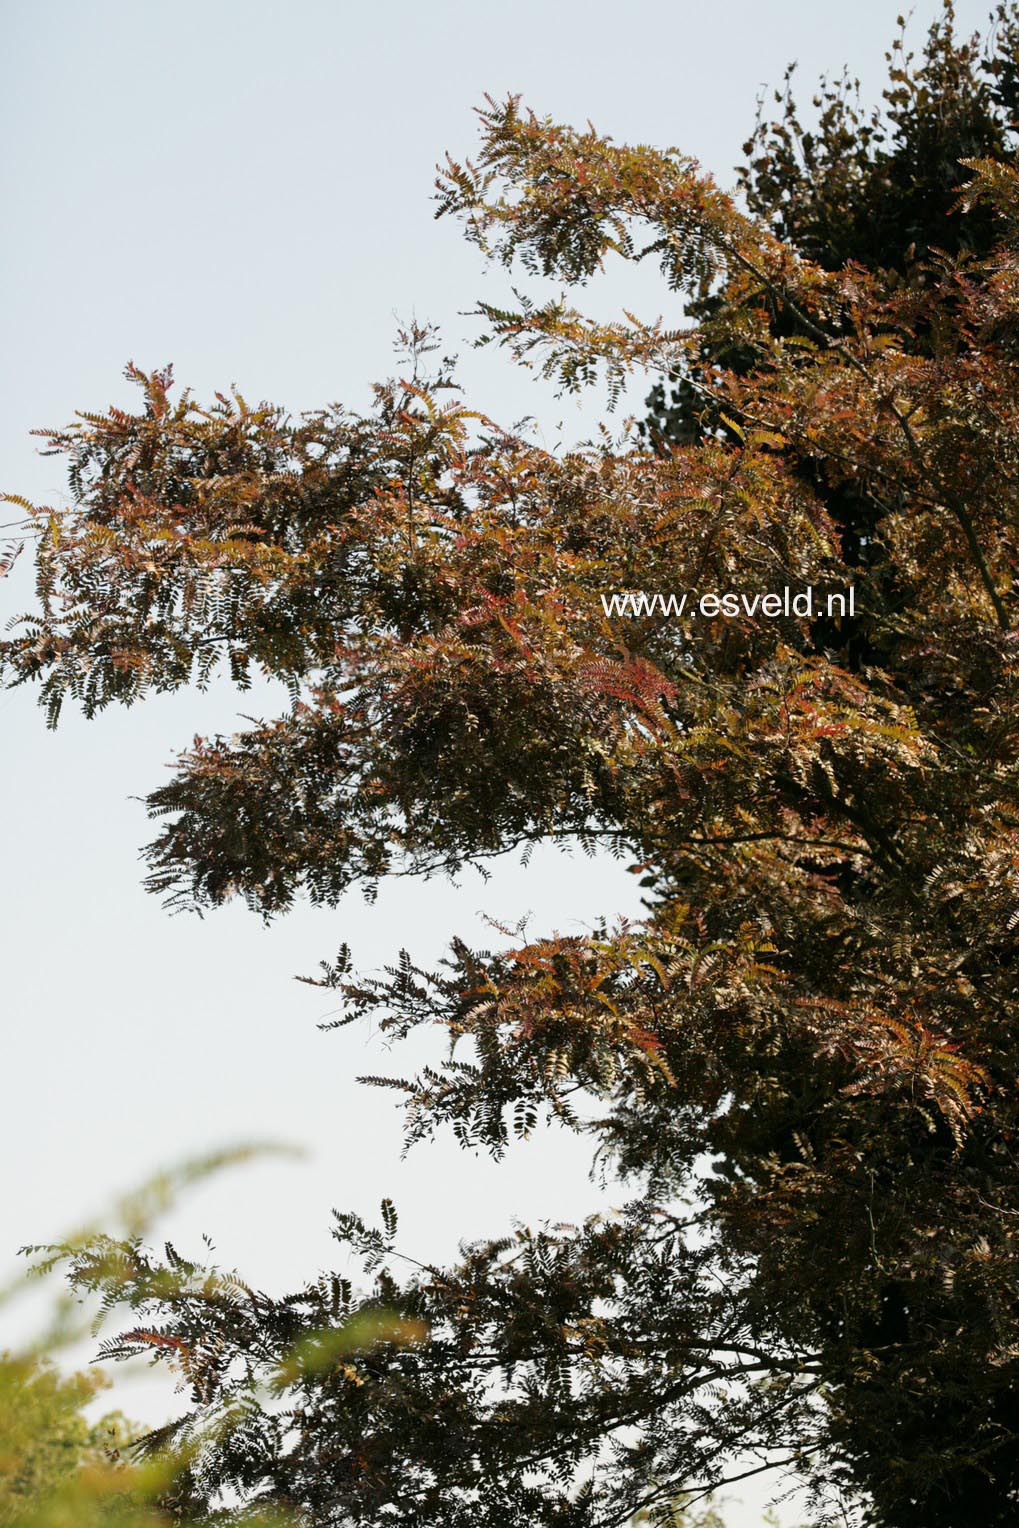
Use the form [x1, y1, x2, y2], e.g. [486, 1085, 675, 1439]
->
[6, 7, 1019, 1525]
[645, 0, 1019, 450]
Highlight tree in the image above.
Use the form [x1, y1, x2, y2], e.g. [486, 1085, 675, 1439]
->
[7, 43, 1019, 1528]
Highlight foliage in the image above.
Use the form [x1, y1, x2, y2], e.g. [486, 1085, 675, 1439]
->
[9, 17, 1019, 1526]
[0, 1151, 294, 1527]
[739, 1, 1019, 274]
[644, 1, 1019, 449]
[0, 1357, 135, 1525]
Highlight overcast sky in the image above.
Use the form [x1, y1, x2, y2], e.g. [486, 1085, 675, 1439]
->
[1, 1, 998, 1519]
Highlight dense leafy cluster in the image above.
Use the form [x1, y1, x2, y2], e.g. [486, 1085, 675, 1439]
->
[739, 2, 1019, 273]
[644, 1, 1019, 449]
[8, 8, 1019, 1525]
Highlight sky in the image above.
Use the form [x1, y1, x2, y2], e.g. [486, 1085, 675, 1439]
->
[0, 0, 1000, 1519]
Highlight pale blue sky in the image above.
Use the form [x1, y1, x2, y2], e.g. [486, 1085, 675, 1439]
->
[1, 0, 997, 1517]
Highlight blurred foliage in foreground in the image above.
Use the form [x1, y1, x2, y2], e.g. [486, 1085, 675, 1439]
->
[0, 1357, 137, 1526]
[0, 1150, 297, 1528]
